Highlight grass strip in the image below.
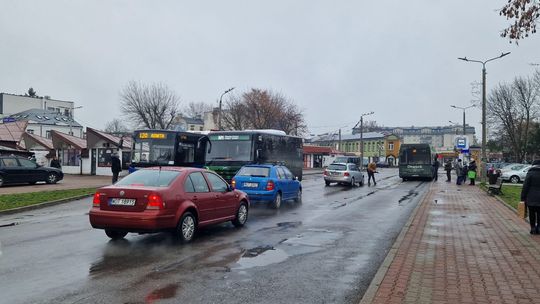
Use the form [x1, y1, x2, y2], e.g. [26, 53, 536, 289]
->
[0, 188, 96, 211]
[498, 185, 522, 210]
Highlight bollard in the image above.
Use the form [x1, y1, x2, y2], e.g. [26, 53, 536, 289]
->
[517, 201, 527, 219]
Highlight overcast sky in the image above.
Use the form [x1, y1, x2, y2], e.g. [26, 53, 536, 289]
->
[1, 1, 539, 137]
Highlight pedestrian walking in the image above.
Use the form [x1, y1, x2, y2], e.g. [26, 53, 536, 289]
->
[444, 160, 453, 182]
[111, 152, 122, 184]
[462, 162, 469, 184]
[367, 162, 377, 186]
[455, 159, 463, 185]
[432, 156, 440, 181]
[50, 156, 61, 169]
[468, 160, 477, 186]
[520, 160, 540, 235]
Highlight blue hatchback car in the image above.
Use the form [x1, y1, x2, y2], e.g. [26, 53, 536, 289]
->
[232, 164, 302, 209]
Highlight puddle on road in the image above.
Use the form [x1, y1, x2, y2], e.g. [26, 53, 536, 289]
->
[276, 221, 302, 229]
[398, 190, 419, 204]
[234, 247, 289, 270]
[0, 222, 17, 228]
[145, 283, 179, 303]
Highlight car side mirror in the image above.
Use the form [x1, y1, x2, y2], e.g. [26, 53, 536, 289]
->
[293, 176, 298, 181]
[227, 185, 233, 192]
[256, 149, 262, 160]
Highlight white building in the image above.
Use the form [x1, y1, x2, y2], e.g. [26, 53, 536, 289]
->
[7, 108, 83, 138]
[0, 93, 75, 118]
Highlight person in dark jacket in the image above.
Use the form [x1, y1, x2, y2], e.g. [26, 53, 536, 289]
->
[444, 160, 453, 182]
[111, 153, 122, 184]
[468, 160, 477, 186]
[521, 160, 540, 235]
[432, 156, 440, 181]
[455, 159, 463, 185]
[50, 156, 61, 169]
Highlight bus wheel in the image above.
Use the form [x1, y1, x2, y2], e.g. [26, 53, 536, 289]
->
[402, 178, 407, 182]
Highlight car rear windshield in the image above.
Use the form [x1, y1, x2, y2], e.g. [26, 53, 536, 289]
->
[328, 164, 347, 171]
[237, 166, 270, 177]
[115, 170, 181, 187]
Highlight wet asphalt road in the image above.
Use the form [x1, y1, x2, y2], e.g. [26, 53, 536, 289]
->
[0, 169, 430, 304]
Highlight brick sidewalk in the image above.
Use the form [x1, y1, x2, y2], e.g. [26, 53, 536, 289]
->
[363, 181, 540, 304]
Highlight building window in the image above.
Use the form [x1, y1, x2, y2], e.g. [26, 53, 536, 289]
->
[46, 131, 51, 139]
[389, 142, 394, 151]
[199, 126, 203, 131]
[27, 129, 34, 134]
[98, 148, 114, 167]
[189, 125, 195, 131]
[60, 149, 80, 166]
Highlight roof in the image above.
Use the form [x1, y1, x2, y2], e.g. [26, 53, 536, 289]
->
[0, 121, 28, 142]
[310, 132, 385, 142]
[0, 144, 33, 156]
[183, 117, 204, 125]
[51, 130, 87, 149]
[23, 132, 54, 150]
[87, 128, 132, 149]
[8, 108, 82, 127]
[303, 145, 340, 154]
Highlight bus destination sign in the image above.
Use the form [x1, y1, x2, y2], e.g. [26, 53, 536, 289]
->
[210, 135, 250, 141]
[139, 132, 166, 139]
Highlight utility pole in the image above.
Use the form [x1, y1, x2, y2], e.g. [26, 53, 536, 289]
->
[359, 111, 374, 168]
[458, 52, 510, 183]
[338, 129, 342, 151]
[218, 87, 235, 130]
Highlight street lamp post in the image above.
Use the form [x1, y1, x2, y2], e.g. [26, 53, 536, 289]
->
[359, 111, 374, 168]
[458, 52, 510, 183]
[218, 87, 235, 130]
[69, 106, 83, 136]
[450, 105, 475, 136]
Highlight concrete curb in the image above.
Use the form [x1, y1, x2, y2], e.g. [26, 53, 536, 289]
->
[359, 182, 434, 304]
[0, 194, 93, 216]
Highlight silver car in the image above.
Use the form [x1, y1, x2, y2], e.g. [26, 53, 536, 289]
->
[501, 165, 531, 184]
[324, 163, 365, 186]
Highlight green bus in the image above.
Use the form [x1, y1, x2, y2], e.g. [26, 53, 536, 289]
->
[206, 130, 303, 182]
[398, 144, 436, 181]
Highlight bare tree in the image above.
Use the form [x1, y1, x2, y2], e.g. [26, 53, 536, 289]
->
[500, 0, 540, 42]
[221, 94, 249, 131]
[120, 81, 181, 130]
[183, 101, 212, 119]
[488, 76, 539, 162]
[221, 88, 306, 136]
[104, 118, 129, 134]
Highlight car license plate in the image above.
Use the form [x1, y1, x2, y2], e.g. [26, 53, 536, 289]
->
[110, 198, 136, 206]
[243, 182, 258, 188]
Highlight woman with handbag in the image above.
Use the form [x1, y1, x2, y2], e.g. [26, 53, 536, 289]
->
[468, 160, 477, 186]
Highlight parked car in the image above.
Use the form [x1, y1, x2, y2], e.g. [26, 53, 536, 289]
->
[89, 167, 249, 242]
[501, 165, 531, 184]
[486, 162, 509, 174]
[0, 155, 63, 187]
[231, 164, 301, 209]
[324, 162, 365, 187]
[500, 163, 527, 172]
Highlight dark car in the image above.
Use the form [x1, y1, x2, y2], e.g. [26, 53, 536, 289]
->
[89, 167, 249, 242]
[231, 164, 302, 209]
[0, 156, 63, 187]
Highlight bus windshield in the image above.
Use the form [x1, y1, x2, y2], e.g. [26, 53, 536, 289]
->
[207, 135, 253, 162]
[132, 138, 175, 165]
[207, 140, 252, 162]
[400, 147, 431, 165]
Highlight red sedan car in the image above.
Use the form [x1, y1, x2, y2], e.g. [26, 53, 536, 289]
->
[89, 167, 249, 242]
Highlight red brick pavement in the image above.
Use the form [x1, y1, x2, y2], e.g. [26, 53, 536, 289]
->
[366, 181, 540, 304]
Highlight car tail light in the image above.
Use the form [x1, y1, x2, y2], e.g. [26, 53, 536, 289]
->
[323, 170, 328, 176]
[93, 192, 101, 207]
[147, 193, 164, 210]
[266, 180, 275, 191]
[344, 172, 350, 177]
[231, 178, 236, 189]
